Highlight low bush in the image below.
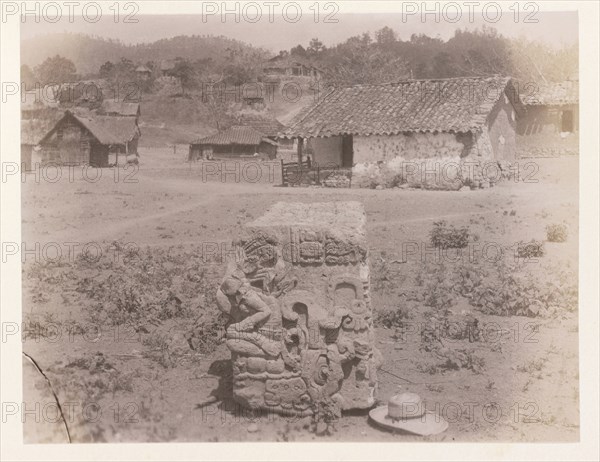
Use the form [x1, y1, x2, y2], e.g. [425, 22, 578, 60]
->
[516, 239, 545, 259]
[26, 243, 225, 353]
[374, 306, 410, 328]
[546, 223, 568, 242]
[430, 220, 470, 249]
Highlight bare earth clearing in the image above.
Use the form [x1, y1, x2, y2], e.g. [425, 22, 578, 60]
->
[21, 149, 579, 442]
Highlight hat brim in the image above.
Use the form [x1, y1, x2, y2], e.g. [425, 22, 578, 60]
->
[369, 405, 448, 436]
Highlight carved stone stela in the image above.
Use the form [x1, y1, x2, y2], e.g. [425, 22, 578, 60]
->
[217, 202, 382, 415]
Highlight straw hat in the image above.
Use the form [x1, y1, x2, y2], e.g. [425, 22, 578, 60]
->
[369, 392, 448, 436]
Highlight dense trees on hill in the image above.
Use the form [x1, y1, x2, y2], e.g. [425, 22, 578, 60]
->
[292, 27, 578, 85]
[21, 33, 270, 77]
[21, 27, 577, 92]
[20, 65, 37, 90]
[34, 55, 77, 85]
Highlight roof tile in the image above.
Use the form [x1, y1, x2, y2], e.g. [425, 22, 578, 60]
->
[192, 125, 277, 146]
[282, 76, 514, 137]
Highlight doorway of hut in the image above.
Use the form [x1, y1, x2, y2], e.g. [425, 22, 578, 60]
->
[341, 134, 353, 167]
[90, 143, 109, 167]
[561, 110, 574, 132]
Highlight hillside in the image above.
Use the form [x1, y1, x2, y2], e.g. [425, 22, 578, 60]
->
[137, 77, 317, 148]
[21, 33, 269, 76]
[21, 29, 578, 148]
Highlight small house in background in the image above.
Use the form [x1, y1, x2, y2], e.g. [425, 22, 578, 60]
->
[236, 113, 293, 151]
[189, 125, 278, 161]
[39, 110, 140, 167]
[517, 79, 579, 135]
[236, 114, 285, 139]
[52, 79, 109, 108]
[98, 100, 141, 121]
[135, 65, 152, 80]
[21, 88, 59, 119]
[242, 96, 266, 111]
[160, 60, 176, 77]
[263, 55, 323, 80]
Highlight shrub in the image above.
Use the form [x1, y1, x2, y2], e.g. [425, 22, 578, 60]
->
[468, 262, 577, 317]
[185, 310, 227, 354]
[516, 239, 545, 259]
[430, 220, 469, 249]
[310, 396, 340, 436]
[25, 243, 225, 353]
[374, 306, 409, 328]
[546, 223, 568, 242]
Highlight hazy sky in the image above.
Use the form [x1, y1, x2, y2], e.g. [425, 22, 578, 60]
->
[21, 9, 578, 51]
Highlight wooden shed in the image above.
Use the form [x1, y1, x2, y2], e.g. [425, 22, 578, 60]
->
[189, 125, 278, 161]
[39, 110, 141, 167]
[517, 79, 578, 135]
[98, 100, 141, 120]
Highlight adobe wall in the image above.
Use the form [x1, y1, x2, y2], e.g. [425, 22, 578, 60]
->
[487, 92, 517, 161]
[353, 132, 466, 164]
[351, 131, 513, 190]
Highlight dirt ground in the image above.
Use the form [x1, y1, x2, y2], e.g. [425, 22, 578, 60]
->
[20, 149, 579, 443]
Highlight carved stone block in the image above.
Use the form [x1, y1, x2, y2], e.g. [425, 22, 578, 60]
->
[216, 202, 381, 415]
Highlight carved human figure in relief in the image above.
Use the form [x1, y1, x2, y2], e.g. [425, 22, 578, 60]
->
[216, 233, 298, 359]
[217, 269, 282, 357]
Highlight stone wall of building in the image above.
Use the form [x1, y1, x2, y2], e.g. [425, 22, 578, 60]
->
[487, 92, 517, 161]
[353, 132, 467, 164]
[351, 130, 515, 190]
[351, 132, 467, 190]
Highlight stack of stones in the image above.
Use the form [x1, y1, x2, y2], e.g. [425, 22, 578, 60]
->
[322, 171, 351, 188]
[517, 147, 579, 158]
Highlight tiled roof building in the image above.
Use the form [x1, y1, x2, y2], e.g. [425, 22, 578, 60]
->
[189, 125, 278, 161]
[281, 76, 520, 189]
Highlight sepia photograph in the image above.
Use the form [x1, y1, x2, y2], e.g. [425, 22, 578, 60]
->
[1, 1, 599, 460]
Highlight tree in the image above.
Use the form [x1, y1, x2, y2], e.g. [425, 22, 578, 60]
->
[34, 55, 77, 84]
[433, 51, 456, 77]
[99, 61, 115, 79]
[375, 26, 396, 45]
[308, 38, 325, 55]
[113, 58, 136, 83]
[290, 45, 307, 57]
[168, 57, 196, 95]
[326, 34, 409, 85]
[21, 64, 37, 90]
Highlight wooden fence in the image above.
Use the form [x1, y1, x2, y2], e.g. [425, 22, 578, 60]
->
[280, 160, 352, 187]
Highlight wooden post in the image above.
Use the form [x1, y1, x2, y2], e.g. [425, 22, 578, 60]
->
[297, 137, 303, 166]
[297, 137, 304, 185]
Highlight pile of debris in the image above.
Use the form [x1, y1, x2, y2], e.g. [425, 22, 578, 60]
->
[322, 171, 351, 188]
[518, 146, 579, 158]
